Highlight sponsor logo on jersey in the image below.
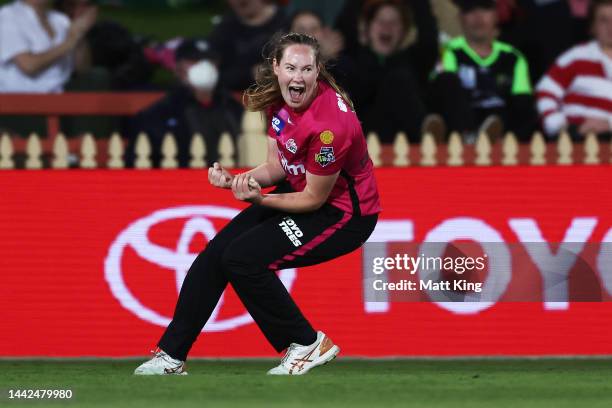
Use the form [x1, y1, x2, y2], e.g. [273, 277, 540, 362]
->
[279, 151, 305, 175]
[279, 216, 303, 247]
[285, 138, 298, 154]
[314, 146, 336, 167]
[458, 65, 476, 89]
[271, 115, 286, 136]
[319, 130, 334, 145]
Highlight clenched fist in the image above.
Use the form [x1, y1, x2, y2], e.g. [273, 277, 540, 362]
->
[231, 173, 262, 204]
[208, 162, 233, 189]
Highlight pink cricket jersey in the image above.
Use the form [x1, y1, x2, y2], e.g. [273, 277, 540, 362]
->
[267, 81, 381, 216]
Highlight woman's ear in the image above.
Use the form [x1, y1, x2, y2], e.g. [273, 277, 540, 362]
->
[272, 58, 279, 76]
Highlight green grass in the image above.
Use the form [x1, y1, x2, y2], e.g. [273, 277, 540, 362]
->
[97, 5, 222, 40]
[2, 359, 612, 407]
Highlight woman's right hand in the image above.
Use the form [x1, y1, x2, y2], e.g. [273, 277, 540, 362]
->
[208, 162, 233, 189]
[67, 6, 98, 45]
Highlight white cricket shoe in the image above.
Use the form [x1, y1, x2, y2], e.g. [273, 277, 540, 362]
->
[134, 348, 187, 375]
[267, 331, 340, 375]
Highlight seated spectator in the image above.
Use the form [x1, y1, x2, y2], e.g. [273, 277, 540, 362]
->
[125, 39, 244, 168]
[536, 0, 612, 140]
[430, 0, 537, 142]
[349, 0, 440, 143]
[0, 0, 96, 93]
[209, 0, 286, 92]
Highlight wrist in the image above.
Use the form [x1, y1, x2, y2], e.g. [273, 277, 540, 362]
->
[253, 194, 266, 206]
[62, 36, 78, 52]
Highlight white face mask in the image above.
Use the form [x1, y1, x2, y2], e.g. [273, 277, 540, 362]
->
[187, 60, 219, 91]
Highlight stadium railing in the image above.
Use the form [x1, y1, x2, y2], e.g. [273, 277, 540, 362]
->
[0, 92, 164, 138]
[0, 93, 609, 168]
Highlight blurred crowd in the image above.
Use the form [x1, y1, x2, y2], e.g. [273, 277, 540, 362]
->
[1, 0, 612, 167]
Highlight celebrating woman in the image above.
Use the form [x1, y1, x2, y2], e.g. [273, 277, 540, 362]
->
[135, 33, 380, 376]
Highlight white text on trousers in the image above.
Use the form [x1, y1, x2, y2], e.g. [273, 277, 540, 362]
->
[279, 217, 303, 247]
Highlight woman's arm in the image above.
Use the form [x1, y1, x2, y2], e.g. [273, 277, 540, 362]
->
[208, 137, 285, 189]
[13, 42, 75, 76]
[244, 137, 286, 187]
[232, 170, 339, 213]
[12, 7, 97, 76]
[408, 0, 439, 84]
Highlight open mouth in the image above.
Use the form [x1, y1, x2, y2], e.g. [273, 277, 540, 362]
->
[378, 33, 394, 46]
[288, 85, 305, 102]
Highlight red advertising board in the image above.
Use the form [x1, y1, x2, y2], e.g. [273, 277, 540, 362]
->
[1, 166, 611, 357]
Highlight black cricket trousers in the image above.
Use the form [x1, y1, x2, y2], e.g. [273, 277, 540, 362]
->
[158, 185, 378, 360]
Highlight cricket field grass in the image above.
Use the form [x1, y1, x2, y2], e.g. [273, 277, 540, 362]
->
[2, 359, 612, 407]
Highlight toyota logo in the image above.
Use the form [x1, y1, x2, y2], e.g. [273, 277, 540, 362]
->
[104, 205, 297, 331]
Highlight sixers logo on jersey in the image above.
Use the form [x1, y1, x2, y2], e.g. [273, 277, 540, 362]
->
[271, 115, 285, 136]
[315, 146, 336, 167]
[285, 138, 298, 154]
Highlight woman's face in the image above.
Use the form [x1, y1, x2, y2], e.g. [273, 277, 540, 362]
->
[593, 5, 612, 49]
[273, 44, 320, 111]
[460, 8, 498, 44]
[367, 5, 405, 57]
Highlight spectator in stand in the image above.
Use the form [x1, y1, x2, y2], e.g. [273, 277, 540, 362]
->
[289, 10, 344, 61]
[288, 9, 355, 91]
[285, 0, 347, 27]
[536, 0, 612, 140]
[209, 0, 286, 92]
[497, 0, 584, 83]
[335, 0, 439, 80]
[125, 38, 243, 168]
[0, 0, 96, 93]
[54, 0, 154, 91]
[430, 0, 537, 142]
[348, 0, 440, 143]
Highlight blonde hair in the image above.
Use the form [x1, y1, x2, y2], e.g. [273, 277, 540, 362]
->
[244, 32, 354, 112]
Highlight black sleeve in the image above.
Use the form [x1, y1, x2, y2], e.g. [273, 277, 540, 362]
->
[209, 13, 285, 91]
[407, 0, 440, 84]
[220, 92, 244, 138]
[219, 63, 256, 91]
[207, 16, 231, 60]
[333, 0, 363, 57]
[208, 17, 252, 91]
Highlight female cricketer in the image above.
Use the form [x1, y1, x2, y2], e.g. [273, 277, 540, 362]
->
[135, 32, 381, 376]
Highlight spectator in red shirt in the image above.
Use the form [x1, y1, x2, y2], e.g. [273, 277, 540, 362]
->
[536, 0, 612, 140]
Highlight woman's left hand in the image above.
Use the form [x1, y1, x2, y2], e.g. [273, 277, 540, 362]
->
[231, 173, 263, 204]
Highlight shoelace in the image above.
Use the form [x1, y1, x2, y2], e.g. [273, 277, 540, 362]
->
[151, 348, 175, 364]
[280, 344, 299, 365]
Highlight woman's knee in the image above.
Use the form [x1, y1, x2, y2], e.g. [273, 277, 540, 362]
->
[189, 236, 228, 273]
[220, 243, 262, 278]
